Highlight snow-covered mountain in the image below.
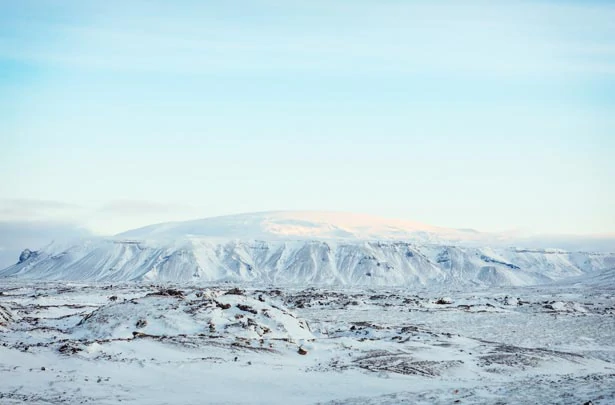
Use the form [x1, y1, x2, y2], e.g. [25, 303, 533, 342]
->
[1, 211, 614, 286]
[116, 211, 486, 243]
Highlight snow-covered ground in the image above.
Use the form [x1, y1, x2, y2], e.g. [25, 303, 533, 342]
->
[1, 280, 613, 404]
[1, 212, 613, 403]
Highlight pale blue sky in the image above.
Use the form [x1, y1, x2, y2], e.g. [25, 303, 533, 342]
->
[1, 0, 614, 235]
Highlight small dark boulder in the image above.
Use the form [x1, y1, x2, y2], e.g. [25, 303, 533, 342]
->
[216, 301, 231, 310]
[236, 304, 258, 314]
[435, 297, 453, 305]
[58, 344, 82, 355]
[225, 288, 245, 296]
[146, 288, 184, 298]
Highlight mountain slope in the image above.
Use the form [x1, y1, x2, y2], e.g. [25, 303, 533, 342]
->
[2, 212, 614, 286]
[2, 238, 614, 286]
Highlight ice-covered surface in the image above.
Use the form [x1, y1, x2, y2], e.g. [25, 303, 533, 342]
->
[1, 281, 614, 404]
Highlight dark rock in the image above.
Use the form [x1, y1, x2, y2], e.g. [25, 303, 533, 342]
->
[216, 302, 231, 310]
[237, 304, 258, 314]
[298, 347, 308, 355]
[401, 326, 419, 333]
[18, 249, 38, 263]
[225, 288, 245, 296]
[58, 344, 82, 355]
[435, 298, 452, 305]
[146, 289, 184, 298]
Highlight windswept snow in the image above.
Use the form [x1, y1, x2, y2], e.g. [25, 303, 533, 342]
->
[1, 282, 613, 404]
[1, 211, 613, 403]
[2, 211, 614, 404]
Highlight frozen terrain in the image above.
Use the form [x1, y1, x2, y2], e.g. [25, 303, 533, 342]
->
[0, 280, 614, 404]
[1, 211, 613, 403]
[2, 211, 614, 286]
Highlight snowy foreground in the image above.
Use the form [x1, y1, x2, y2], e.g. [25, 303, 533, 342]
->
[1, 281, 614, 404]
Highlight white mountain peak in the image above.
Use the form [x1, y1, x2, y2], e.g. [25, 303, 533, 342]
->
[116, 210, 478, 243]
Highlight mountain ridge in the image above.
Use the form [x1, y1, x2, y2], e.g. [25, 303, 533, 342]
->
[2, 211, 614, 286]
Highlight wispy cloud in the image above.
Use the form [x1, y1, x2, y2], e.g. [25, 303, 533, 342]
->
[1, 1, 613, 236]
[0, 199, 84, 222]
[97, 200, 197, 216]
[0, 199, 203, 236]
[0, 220, 92, 268]
[1, 1, 614, 77]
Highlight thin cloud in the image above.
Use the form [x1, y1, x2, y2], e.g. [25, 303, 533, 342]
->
[1, 1, 613, 77]
[0, 199, 83, 221]
[97, 200, 197, 216]
[0, 220, 93, 268]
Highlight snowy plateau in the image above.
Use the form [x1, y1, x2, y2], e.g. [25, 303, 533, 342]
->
[1, 211, 614, 404]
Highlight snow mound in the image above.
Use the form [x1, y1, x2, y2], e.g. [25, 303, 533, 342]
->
[72, 288, 314, 344]
[543, 301, 587, 313]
